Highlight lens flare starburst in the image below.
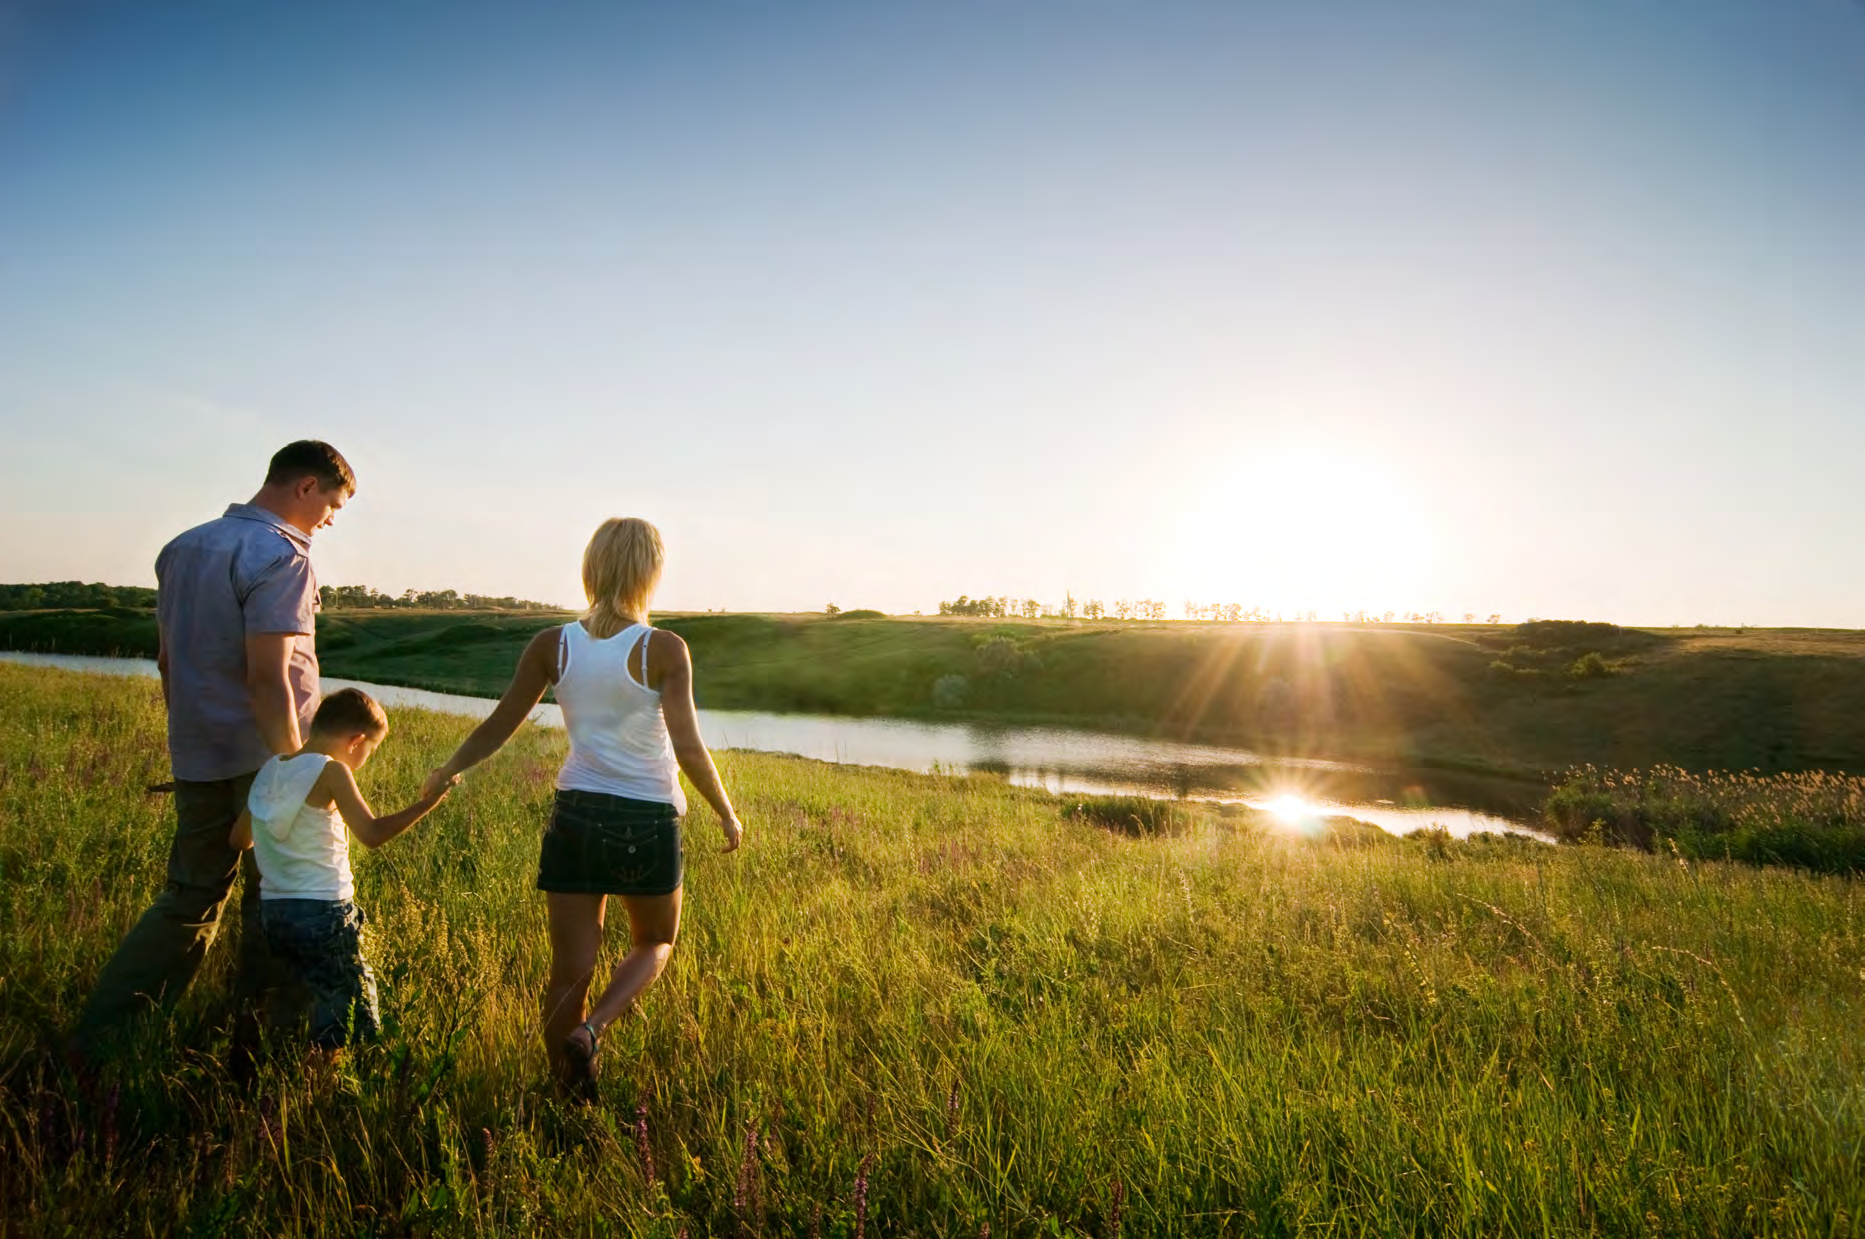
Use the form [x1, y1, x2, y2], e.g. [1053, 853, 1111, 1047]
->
[1266, 793, 1313, 822]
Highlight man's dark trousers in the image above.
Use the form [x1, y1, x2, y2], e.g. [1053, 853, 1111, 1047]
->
[73, 773, 294, 1049]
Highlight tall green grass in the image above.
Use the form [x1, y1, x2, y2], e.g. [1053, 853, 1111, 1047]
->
[1545, 765, 1865, 874]
[1, 663, 1861, 1235]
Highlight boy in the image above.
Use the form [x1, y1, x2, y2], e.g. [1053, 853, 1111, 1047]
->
[232, 688, 455, 1048]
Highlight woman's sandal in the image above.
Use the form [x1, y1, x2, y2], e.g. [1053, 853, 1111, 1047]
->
[562, 1021, 600, 1101]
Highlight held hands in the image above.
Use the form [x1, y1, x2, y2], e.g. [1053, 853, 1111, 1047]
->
[421, 768, 461, 803]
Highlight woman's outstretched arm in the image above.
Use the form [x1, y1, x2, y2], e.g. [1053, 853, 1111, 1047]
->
[425, 626, 558, 796]
[654, 630, 743, 852]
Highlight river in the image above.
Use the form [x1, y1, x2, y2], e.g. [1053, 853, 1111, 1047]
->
[1, 650, 1550, 839]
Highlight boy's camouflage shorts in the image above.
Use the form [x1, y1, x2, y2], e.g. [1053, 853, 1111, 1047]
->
[261, 898, 381, 1048]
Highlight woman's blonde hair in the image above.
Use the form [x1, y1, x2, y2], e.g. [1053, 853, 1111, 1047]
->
[581, 517, 665, 637]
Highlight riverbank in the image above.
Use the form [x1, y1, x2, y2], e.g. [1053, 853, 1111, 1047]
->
[2, 650, 1549, 836]
[9, 606, 1865, 778]
[3, 666, 1858, 1233]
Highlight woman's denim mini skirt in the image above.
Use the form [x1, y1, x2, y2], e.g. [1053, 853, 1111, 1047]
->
[538, 788, 683, 896]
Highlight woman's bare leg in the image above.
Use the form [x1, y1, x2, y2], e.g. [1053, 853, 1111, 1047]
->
[544, 892, 606, 1079]
[581, 887, 682, 1037]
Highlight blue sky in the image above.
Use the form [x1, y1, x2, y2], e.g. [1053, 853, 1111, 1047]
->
[2, 1, 1861, 624]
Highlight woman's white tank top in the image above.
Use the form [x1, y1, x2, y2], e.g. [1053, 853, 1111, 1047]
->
[554, 621, 687, 813]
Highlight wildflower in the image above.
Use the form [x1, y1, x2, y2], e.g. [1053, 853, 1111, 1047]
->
[735, 1124, 760, 1235]
[854, 1153, 876, 1239]
[634, 1105, 655, 1186]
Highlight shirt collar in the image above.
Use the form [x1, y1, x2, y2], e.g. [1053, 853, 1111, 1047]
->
[222, 502, 313, 551]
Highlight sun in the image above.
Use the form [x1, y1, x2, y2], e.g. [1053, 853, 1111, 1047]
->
[1171, 449, 1434, 614]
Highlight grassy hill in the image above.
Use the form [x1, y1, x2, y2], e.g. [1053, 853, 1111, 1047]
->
[308, 612, 1865, 777]
[10, 605, 1865, 777]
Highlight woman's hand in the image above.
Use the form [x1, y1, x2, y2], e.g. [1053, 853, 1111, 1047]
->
[719, 814, 744, 853]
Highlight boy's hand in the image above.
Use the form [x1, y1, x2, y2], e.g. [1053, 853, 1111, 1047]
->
[720, 814, 744, 853]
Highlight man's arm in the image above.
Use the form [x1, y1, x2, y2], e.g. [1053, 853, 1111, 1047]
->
[156, 627, 171, 707]
[242, 548, 318, 757]
[245, 632, 303, 756]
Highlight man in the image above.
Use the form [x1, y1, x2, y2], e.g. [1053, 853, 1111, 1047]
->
[70, 440, 354, 1058]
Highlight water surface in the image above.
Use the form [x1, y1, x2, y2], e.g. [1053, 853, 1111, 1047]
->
[2, 651, 1548, 838]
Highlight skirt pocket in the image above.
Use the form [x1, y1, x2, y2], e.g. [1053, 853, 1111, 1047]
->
[539, 790, 682, 895]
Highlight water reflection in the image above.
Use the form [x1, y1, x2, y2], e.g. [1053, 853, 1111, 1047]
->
[2, 651, 1548, 839]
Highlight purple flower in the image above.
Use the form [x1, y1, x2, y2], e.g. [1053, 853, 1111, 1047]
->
[854, 1153, 876, 1239]
[634, 1105, 655, 1186]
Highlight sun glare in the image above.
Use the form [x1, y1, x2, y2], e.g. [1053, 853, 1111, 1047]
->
[1266, 793, 1313, 822]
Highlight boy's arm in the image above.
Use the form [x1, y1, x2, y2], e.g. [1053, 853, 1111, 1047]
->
[325, 761, 457, 850]
[229, 808, 253, 850]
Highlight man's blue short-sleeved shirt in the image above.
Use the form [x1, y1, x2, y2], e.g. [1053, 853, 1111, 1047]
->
[156, 503, 321, 781]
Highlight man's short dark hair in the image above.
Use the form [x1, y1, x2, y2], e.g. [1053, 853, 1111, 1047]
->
[311, 687, 388, 739]
[267, 440, 355, 494]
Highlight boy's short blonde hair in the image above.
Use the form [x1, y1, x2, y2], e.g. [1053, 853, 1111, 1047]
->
[311, 687, 388, 739]
[582, 517, 665, 633]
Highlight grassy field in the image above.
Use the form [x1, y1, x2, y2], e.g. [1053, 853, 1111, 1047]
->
[2, 664, 1862, 1235]
[11, 606, 1865, 778]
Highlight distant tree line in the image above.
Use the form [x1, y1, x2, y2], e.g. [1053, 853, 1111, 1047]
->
[317, 585, 562, 611]
[0, 580, 564, 613]
[940, 594, 1175, 621]
[937, 592, 1506, 625]
[0, 582, 157, 611]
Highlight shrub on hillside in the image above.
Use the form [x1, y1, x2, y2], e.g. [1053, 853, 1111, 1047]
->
[1065, 795, 1197, 836]
[1567, 651, 1614, 679]
[973, 633, 1041, 679]
[1512, 619, 1627, 648]
[1483, 620, 1647, 681]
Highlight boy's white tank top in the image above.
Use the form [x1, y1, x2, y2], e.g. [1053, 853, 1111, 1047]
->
[554, 621, 686, 813]
[247, 753, 356, 901]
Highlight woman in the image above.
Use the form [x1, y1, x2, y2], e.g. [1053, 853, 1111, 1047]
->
[427, 517, 742, 1094]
